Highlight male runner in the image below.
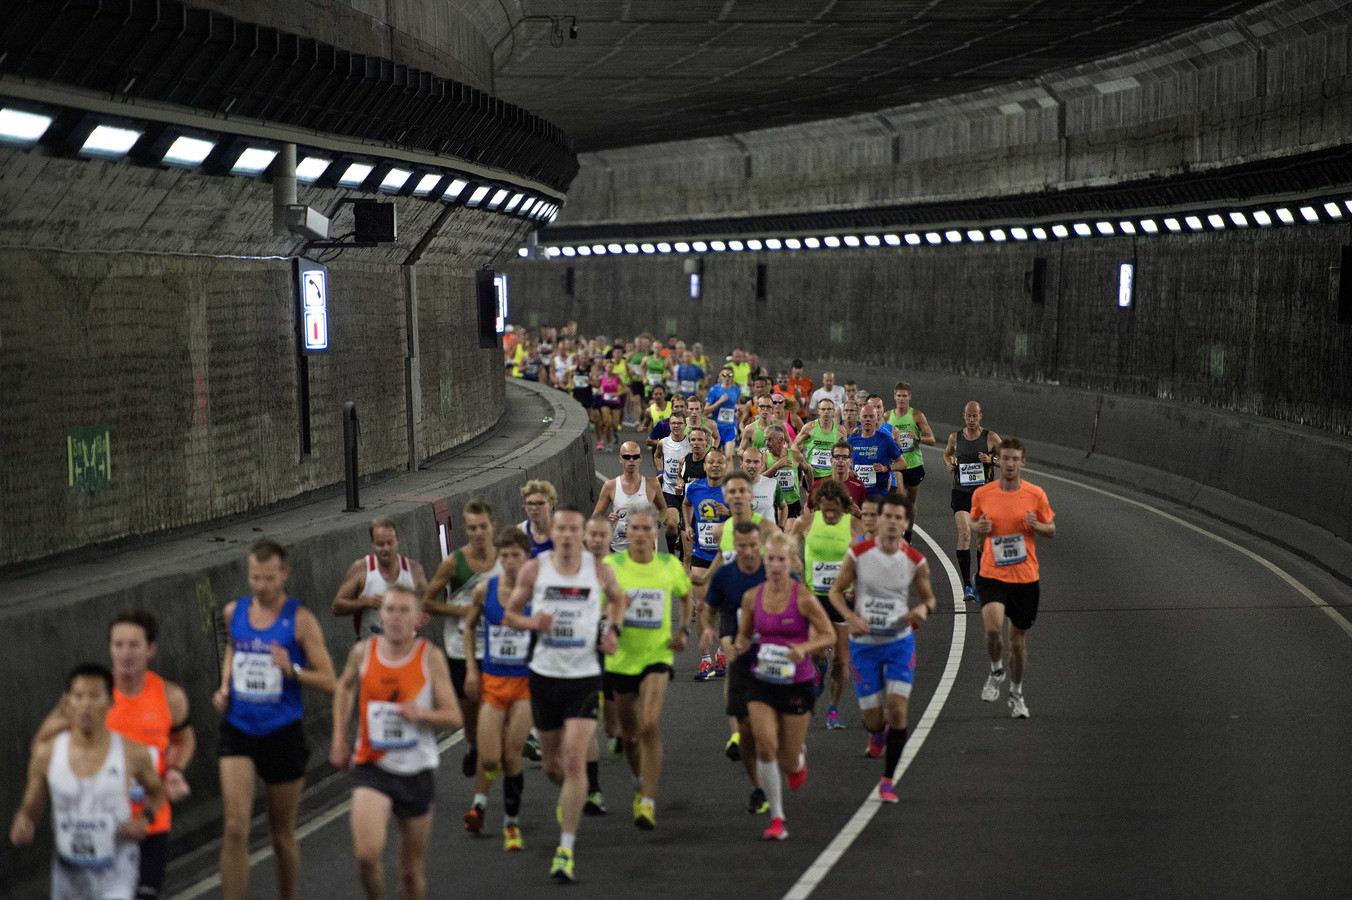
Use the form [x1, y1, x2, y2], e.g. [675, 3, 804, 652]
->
[517, 480, 557, 558]
[888, 382, 937, 540]
[332, 517, 429, 641]
[423, 499, 499, 778]
[705, 367, 742, 454]
[330, 586, 460, 900]
[829, 493, 937, 800]
[502, 507, 627, 884]
[971, 438, 1055, 718]
[848, 406, 905, 498]
[675, 350, 704, 399]
[764, 424, 810, 523]
[739, 396, 777, 454]
[594, 441, 670, 554]
[808, 372, 845, 413]
[796, 398, 842, 481]
[729, 349, 751, 392]
[213, 541, 336, 900]
[806, 442, 867, 516]
[944, 402, 1001, 602]
[739, 448, 786, 527]
[603, 506, 692, 829]
[12, 663, 166, 900]
[677, 426, 712, 565]
[788, 360, 814, 408]
[31, 609, 194, 900]
[683, 448, 731, 680]
[655, 413, 692, 555]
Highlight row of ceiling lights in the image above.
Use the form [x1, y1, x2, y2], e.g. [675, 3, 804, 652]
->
[0, 104, 560, 221]
[526, 199, 1352, 257]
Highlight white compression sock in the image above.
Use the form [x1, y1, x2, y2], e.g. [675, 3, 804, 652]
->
[756, 760, 784, 820]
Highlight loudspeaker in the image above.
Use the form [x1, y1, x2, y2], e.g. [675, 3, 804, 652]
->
[476, 269, 498, 349]
[565, 266, 575, 296]
[1025, 257, 1047, 304]
[756, 262, 767, 301]
[1340, 246, 1352, 325]
[353, 201, 398, 242]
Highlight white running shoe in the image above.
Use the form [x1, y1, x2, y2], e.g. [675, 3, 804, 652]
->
[980, 668, 1006, 702]
[1009, 693, 1030, 719]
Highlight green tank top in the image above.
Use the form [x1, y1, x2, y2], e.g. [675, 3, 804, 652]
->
[604, 551, 692, 674]
[731, 361, 750, 389]
[768, 450, 800, 504]
[804, 511, 852, 596]
[752, 421, 769, 449]
[719, 513, 764, 561]
[804, 421, 840, 476]
[649, 400, 672, 424]
[887, 408, 923, 468]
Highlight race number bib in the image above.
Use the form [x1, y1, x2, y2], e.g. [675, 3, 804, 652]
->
[853, 464, 877, 487]
[959, 462, 986, 487]
[776, 467, 796, 492]
[614, 509, 628, 542]
[603, 391, 618, 403]
[899, 432, 915, 453]
[573, 374, 590, 389]
[624, 588, 667, 629]
[55, 815, 117, 868]
[717, 407, 736, 425]
[679, 379, 696, 394]
[754, 643, 795, 685]
[231, 650, 282, 703]
[647, 372, 663, 386]
[366, 700, 416, 750]
[991, 533, 1028, 566]
[810, 448, 832, 470]
[860, 596, 906, 637]
[811, 560, 842, 594]
[487, 625, 529, 666]
[696, 521, 717, 551]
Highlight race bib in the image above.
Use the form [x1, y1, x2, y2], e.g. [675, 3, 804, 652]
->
[860, 595, 906, 637]
[647, 372, 663, 386]
[603, 391, 618, 403]
[811, 559, 842, 594]
[717, 407, 736, 425]
[624, 588, 667, 629]
[544, 618, 583, 647]
[487, 625, 529, 666]
[754, 643, 795, 685]
[679, 379, 696, 394]
[853, 464, 877, 487]
[366, 700, 416, 750]
[959, 462, 986, 487]
[614, 509, 628, 542]
[573, 375, 590, 389]
[899, 432, 915, 453]
[231, 650, 282, 703]
[696, 522, 717, 551]
[810, 448, 832, 470]
[776, 467, 796, 492]
[992, 533, 1028, 566]
[55, 815, 117, 868]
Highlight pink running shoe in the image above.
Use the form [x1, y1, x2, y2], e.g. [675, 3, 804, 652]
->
[878, 779, 899, 803]
[762, 817, 789, 841]
[866, 729, 886, 758]
[787, 764, 808, 791]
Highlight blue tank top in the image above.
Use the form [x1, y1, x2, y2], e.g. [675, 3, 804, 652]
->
[520, 519, 555, 558]
[481, 576, 532, 678]
[226, 596, 306, 736]
[685, 480, 728, 562]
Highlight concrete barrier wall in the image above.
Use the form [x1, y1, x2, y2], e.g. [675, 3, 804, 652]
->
[0, 379, 594, 896]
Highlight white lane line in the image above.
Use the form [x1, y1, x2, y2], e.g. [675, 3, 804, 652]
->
[169, 731, 465, 900]
[782, 524, 967, 900]
[1025, 467, 1352, 642]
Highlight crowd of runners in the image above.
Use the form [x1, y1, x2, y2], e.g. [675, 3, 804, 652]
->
[10, 328, 1056, 897]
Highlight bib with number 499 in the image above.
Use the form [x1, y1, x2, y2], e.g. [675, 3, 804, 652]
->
[991, 533, 1028, 566]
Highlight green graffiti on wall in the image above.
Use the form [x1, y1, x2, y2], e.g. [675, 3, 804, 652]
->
[67, 426, 110, 492]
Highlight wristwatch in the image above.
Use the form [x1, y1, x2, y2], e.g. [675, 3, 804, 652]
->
[291, 663, 303, 679]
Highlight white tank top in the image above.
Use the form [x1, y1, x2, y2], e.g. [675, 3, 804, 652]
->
[442, 556, 499, 661]
[660, 436, 691, 494]
[609, 477, 647, 552]
[528, 550, 604, 679]
[749, 476, 779, 520]
[357, 554, 416, 640]
[48, 732, 139, 900]
[850, 538, 925, 645]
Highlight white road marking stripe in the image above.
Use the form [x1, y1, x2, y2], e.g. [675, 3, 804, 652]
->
[169, 731, 465, 900]
[1024, 467, 1352, 642]
[781, 523, 967, 900]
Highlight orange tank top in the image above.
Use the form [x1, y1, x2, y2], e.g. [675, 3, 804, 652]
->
[107, 671, 173, 834]
[354, 637, 437, 771]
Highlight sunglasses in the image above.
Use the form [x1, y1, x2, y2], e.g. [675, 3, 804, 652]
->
[772, 399, 785, 405]
[620, 453, 642, 460]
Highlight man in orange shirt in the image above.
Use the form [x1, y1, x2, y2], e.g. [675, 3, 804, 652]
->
[971, 437, 1056, 719]
[787, 359, 814, 407]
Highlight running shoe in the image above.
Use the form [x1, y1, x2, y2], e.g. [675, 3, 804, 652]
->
[550, 847, 575, 884]
[596, 440, 605, 451]
[608, 735, 624, 762]
[1009, 693, 1030, 719]
[463, 804, 485, 834]
[787, 763, 808, 791]
[483, 763, 502, 784]
[747, 787, 769, 814]
[963, 585, 977, 603]
[981, 668, 1006, 702]
[812, 656, 828, 698]
[725, 732, 741, 762]
[865, 729, 887, 758]
[634, 799, 656, 830]
[462, 745, 478, 778]
[714, 648, 726, 677]
[762, 817, 789, 841]
[502, 825, 524, 851]
[584, 791, 607, 815]
[878, 779, 899, 804]
[693, 655, 714, 681]
[523, 733, 543, 761]
[825, 706, 844, 729]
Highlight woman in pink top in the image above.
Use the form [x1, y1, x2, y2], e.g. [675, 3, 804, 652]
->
[732, 531, 834, 841]
[597, 359, 623, 451]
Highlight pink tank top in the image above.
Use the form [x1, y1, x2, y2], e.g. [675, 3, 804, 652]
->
[752, 582, 814, 684]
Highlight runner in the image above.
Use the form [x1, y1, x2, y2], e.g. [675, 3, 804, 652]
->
[788, 360, 814, 409]
[701, 522, 768, 812]
[584, 516, 623, 789]
[460, 528, 535, 849]
[624, 339, 648, 428]
[333, 517, 429, 641]
[848, 405, 906, 498]
[732, 531, 836, 840]
[764, 424, 810, 525]
[795, 398, 841, 481]
[517, 480, 557, 558]
[643, 342, 669, 400]
[655, 413, 692, 555]
[690, 343, 713, 390]
[738, 396, 777, 455]
[842, 380, 861, 407]
[739, 448, 786, 528]
[603, 505, 692, 829]
[31, 609, 195, 900]
[11, 663, 166, 900]
[684, 396, 715, 443]
[944, 402, 1001, 602]
[501, 506, 627, 884]
[828, 493, 937, 800]
[422, 499, 499, 780]
[971, 438, 1056, 718]
[594, 441, 671, 554]
[795, 479, 864, 728]
[598, 360, 624, 451]
[775, 394, 804, 436]
[677, 425, 712, 566]
[840, 398, 862, 436]
[330, 586, 460, 900]
[888, 382, 937, 540]
[729, 349, 751, 393]
[704, 367, 742, 454]
[212, 540, 336, 900]
[640, 386, 673, 435]
[683, 447, 731, 680]
[857, 495, 881, 545]
[568, 353, 601, 441]
[808, 372, 846, 415]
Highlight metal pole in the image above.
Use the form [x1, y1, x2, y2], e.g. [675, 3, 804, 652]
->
[344, 402, 361, 511]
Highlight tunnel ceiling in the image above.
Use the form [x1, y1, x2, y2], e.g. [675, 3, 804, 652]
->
[491, 0, 1267, 152]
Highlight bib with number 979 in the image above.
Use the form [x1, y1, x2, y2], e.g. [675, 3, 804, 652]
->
[624, 588, 667, 629]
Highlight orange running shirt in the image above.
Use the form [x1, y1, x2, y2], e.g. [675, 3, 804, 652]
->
[106, 672, 174, 834]
[970, 480, 1054, 584]
[354, 637, 439, 774]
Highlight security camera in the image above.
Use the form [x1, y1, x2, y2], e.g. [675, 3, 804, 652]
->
[285, 204, 330, 241]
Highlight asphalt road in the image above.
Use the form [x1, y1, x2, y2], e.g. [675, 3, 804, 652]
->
[170, 431, 1352, 900]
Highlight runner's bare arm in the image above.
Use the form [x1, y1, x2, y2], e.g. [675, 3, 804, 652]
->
[907, 561, 938, 629]
[422, 554, 470, 618]
[593, 480, 615, 518]
[289, 607, 337, 694]
[944, 432, 959, 471]
[915, 410, 937, 445]
[9, 739, 53, 845]
[212, 602, 237, 714]
[120, 741, 166, 840]
[501, 560, 543, 629]
[409, 560, 429, 596]
[463, 581, 488, 670]
[329, 643, 364, 768]
[331, 559, 372, 617]
[163, 681, 195, 800]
